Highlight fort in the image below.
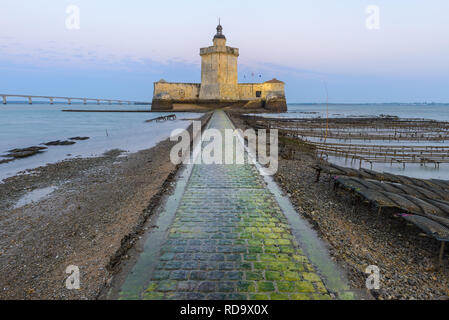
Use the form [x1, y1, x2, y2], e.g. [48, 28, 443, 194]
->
[151, 23, 287, 112]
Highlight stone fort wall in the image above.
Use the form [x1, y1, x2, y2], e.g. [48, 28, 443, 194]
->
[238, 82, 285, 100]
[153, 82, 201, 101]
[153, 81, 285, 102]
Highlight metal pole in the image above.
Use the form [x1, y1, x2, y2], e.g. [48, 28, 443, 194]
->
[439, 241, 446, 270]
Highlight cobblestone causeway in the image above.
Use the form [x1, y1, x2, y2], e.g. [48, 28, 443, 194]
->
[119, 111, 332, 300]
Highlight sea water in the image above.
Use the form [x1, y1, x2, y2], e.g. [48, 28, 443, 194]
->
[258, 103, 449, 180]
[2, 103, 449, 181]
[257, 103, 449, 121]
[0, 103, 202, 181]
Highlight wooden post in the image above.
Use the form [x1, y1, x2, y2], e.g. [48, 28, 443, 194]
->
[49, 97, 54, 104]
[315, 168, 322, 182]
[83, 99, 87, 105]
[67, 98, 71, 105]
[377, 206, 382, 224]
[28, 97, 32, 104]
[2, 96, 6, 104]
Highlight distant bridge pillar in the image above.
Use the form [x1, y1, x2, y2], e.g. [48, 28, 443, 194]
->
[28, 97, 32, 104]
[49, 97, 54, 104]
[2, 96, 6, 104]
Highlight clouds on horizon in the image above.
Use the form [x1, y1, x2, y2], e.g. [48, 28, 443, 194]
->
[0, 0, 448, 102]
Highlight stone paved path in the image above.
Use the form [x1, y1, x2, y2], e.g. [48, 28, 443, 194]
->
[119, 111, 332, 300]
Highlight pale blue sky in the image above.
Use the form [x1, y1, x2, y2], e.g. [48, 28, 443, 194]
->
[0, 0, 448, 102]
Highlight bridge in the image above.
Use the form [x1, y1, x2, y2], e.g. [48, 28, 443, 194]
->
[1, 94, 150, 105]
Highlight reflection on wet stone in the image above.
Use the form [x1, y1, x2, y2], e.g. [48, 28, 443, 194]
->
[120, 111, 331, 300]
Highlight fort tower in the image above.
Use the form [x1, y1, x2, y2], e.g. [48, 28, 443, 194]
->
[151, 23, 287, 112]
[199, 23, 239, 100]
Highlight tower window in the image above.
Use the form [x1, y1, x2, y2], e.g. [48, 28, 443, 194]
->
[256, 91, 262, 98]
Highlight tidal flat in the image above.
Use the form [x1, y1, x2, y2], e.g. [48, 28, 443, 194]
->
[230, 111, 449, 300]
[0, 114, 210, 299]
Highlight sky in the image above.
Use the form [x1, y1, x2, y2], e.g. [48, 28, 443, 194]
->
[0, 0, 448, 103]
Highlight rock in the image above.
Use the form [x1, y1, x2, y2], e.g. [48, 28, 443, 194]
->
[0, 158, 14, 164]
[69, 137, 89, 141]
[44, 140, 76, 146]
[151, 92, 173, 110]
[7, 150, 38, 158]
[242, 99, 264, 109]
[4, 146, 47, 159]
[7, 146, 47, 153]
[264, 94, 287, 112]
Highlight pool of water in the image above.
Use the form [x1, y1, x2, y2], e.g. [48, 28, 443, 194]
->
[13, 186, 56, 209]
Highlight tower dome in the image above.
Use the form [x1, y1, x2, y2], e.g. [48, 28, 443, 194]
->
[213, 20, 226, 46]
[213, 22, 226, 40]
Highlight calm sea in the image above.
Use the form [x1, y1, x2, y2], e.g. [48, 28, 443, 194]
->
[0, 103, 201, 181]
[260, 103, 449, 180]
[274, 103, 449, 121]
[1, 103, 448, 181]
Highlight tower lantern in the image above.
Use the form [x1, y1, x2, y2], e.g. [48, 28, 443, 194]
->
[213, 20, 226, 46]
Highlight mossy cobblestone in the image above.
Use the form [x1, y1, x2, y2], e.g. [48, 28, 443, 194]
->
[119, 111, 331, 300]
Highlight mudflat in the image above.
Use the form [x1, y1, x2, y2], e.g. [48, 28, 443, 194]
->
[0, 114, 210, 299]
[229, 111, 449, 300]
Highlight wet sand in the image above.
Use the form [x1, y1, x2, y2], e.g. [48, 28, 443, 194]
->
[0, 114, 210, 299]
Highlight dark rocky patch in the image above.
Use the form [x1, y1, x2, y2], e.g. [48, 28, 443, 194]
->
[43, 140, 76, 146]
[69, 136, 90, 141]
[0, 158, 15, 164]
[7, 146, 47, 153]
[4, 146, 47, 159]
[0, 113, 212, 300]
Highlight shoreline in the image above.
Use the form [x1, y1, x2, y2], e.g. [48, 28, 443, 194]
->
[0, 112, 205, 183]
[0, 113, 211, 299]
[2, 108, 448, 299]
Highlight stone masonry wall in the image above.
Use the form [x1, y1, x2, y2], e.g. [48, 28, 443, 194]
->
[154, 82, 201, 101]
